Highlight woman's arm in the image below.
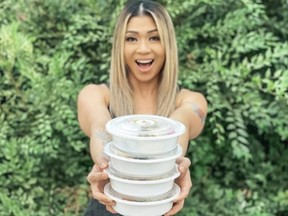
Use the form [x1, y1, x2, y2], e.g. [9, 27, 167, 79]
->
[77, 84, 112, 164]
[77, 84, 117, 212]
[165, 89, 207, 216]
[169, 89, 208, 154]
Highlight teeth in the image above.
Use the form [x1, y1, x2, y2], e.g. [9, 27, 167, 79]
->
[136, 60, 153, 64]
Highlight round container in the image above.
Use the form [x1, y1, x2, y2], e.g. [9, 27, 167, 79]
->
[104, 165, 180, 198]
[109, 141, 180, 160]
[105, 115, 185, 155]
[104, 142, 182, 178]
[104, 182, 180, 216]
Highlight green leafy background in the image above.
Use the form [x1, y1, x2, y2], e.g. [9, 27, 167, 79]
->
[0, 0, 287, 215]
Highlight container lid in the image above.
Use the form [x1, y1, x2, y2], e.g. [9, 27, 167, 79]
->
[104, 142, 182, 163]
[106, 163, 180, 181]
[109, 142, 180, 160]
[106, 114, 185, 138]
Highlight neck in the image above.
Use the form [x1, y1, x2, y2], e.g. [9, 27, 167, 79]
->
[129, 78, 159, 99]
[133, 84, 158, 98]
[129, 80, 159, 115]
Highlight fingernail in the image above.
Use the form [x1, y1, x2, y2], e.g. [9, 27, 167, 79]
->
[99, 161, 106, 168]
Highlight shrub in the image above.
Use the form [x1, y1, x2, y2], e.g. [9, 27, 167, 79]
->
[0, 0, 287, 215]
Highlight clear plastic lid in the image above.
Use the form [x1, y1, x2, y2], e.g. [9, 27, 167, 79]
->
[108, 142, 181, 160]
[106, 115, 185, 138]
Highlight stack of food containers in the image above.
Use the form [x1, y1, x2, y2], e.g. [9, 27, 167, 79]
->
[103, 115, 185, 216]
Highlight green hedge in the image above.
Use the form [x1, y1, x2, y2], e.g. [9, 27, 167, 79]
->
[0, 0, 287, 215]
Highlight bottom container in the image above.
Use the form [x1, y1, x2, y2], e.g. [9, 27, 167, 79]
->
[104, 182, 180, 216]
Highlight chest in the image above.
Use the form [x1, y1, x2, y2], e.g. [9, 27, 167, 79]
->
[133, 96, 157, 115]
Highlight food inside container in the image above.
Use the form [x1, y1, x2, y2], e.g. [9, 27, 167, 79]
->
[109, 141, 179, 160]
[105, 115, 185, 155]
[106, 114, 185, 138]
[104, 142, 182, 178]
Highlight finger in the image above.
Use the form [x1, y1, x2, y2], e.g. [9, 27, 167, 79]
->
[106, 205, 118, 214]
[87, 164, 102, 177]
[177, 157, 191, 173]
[175, 184, 191, 201]
[164, 200, 184, 216]
[95, 192, 115, 206]
[95, 154, 109, 170]
[87, 170, 109, 184]
[174, 173, 192, 202]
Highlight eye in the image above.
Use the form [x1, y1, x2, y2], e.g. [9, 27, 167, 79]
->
[150, 36, 160, 41]
[126, 37, 137, 42]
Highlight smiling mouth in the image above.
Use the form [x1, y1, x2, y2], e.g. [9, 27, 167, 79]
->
[136, 60, 154, 72]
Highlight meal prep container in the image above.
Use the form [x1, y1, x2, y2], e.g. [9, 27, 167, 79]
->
[104, 165, 180, 198]
[104, 142, 182, 178]
[105, 115, 185, 155]
[104, 182, 180, 216]
[108, 142, 180, 159]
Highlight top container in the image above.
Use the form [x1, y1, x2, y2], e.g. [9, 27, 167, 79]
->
[106, 115, 185, 155]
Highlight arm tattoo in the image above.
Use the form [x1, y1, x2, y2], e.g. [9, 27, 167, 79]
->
[94, 129, 112, 145]
[186, 102, 206, 124]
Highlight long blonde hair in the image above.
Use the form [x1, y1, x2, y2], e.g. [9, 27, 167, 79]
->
[109, 0, 179, 117]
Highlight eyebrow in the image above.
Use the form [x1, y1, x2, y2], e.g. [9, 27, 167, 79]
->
[126, 29, 158, 34]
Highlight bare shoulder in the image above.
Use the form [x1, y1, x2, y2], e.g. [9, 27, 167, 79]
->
[176, 88, 208, 111]
[171, 88, 208, 143]
[78, 83, 110, 105]
[80, 83, 109, 94]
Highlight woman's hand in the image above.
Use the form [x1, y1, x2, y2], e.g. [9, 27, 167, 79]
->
[164, 156, 192, 216]
[87, 162, 117, 213]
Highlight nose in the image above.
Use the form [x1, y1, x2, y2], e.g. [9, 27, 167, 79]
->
[137, 40, 151, 54]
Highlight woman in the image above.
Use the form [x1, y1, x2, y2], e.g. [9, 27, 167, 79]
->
[77, 0, 208, 215]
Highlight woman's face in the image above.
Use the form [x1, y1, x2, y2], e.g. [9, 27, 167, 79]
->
[124, 15, 165, 84]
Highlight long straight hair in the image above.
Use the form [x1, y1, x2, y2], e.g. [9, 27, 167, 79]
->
[109, 0, 179, 117]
